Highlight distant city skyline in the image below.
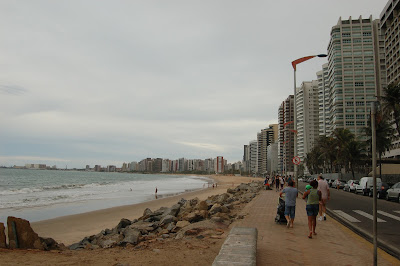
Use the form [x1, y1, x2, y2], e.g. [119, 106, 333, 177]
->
[0, 1, 384, 168]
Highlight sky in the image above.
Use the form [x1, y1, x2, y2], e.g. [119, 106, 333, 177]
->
[0, 0, 387, 168]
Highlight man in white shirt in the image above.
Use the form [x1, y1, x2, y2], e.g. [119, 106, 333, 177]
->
[317, 175, 330, 221]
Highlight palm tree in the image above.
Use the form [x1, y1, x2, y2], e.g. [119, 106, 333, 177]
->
[317, 135, 337, 173]
[381, 82, 400, 136]
[346, 139, 366, 179]
[364, 111, 394, 178]
[332, 128, 356, 172]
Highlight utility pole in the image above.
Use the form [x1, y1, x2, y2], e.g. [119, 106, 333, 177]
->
[371, 102, 377, 266]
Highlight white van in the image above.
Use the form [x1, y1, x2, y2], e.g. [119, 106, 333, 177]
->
[355, 177, 382, 196]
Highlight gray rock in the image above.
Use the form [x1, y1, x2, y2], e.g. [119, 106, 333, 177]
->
[215, 193, 230, 204]
[97, 234, 123, 248]
[163, 203, 181, 217]
[184, 211, 204, 223]
[121, 228, 141, 245]
[209, 204, 222, 215]
[166, 223, 175, 232]
[116, 218, 132, 232]
[160, 215, 177, 226]
[220, 205, 230, 213]
[178, 198, 187, 206]
[195, 200, 209, 211]
[143, 208, 153, 216]
[69, 243, 86, 250]
[175, 221, 190, 230]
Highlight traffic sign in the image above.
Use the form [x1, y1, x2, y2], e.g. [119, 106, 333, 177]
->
[292, 156, 301, 165]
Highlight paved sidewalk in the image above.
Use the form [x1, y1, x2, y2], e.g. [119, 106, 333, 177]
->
[235, 189, 399, 266]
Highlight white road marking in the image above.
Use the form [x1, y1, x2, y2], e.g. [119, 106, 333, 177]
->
[353, 210, 386, 222]
[377, 211, 400, 222]
[332, 210, 361, 222]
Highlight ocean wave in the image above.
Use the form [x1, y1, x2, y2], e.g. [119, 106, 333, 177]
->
[0, 182, 112, 196]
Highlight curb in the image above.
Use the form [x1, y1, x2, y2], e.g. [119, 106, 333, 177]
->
[212, 227, 257, 266]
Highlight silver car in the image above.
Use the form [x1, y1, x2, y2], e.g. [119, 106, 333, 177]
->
[344, 180, 359, 192]
[386, 182, 400, 202]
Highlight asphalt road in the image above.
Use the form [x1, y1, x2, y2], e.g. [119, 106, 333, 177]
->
[299, 181, 400, 258]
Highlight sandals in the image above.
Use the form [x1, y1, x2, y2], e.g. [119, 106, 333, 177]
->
[308, 232, 312, 239]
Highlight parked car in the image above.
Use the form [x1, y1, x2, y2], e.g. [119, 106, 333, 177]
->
[332, 179, 346, 189]
[368, 182, 390, 199]
[344, 180, 359, 192]
[327, 179, 335, 187]
[386, 182, 400, 202]
[355, 177, 382, 196]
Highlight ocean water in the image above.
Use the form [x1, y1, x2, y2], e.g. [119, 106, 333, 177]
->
[0, 168, 211, 223]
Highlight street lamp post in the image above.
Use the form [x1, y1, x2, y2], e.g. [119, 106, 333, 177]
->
[291, 54, 327, 188]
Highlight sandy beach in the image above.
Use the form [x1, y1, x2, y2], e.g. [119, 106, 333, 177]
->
[1, 174, 263, 265]
[30, 174, 259, 245]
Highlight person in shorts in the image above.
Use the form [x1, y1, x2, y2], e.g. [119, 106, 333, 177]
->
[302, 180, 321, 238]
[280, 180, 298, 228]
[317, 175, 330, 221]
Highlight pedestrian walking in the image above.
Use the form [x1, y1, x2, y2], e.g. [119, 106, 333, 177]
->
[279, 180, 298, 228]
[275, 175, 280, 192]
[302, 180, 321, 238]
[279, 176, 284, 190]
[317, 175, 330, 221]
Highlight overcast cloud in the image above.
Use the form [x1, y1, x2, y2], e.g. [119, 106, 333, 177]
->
[0, 0, 385, 168]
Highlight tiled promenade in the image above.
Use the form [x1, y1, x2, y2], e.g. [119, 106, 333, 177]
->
[234, 189, 399, 266]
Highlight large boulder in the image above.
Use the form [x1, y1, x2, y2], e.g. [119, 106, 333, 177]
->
[96, 234, 123, 248]
[184, 211, 205, 223]
[175, 221, 190, 229]
[162, 204, 181, 217]
[160, 215, 177, 226]
[0, 222, 7, 248]
[215, 193, 230, 204]
[7, 217, 45, 250]
[121, 228, 141, 245]
[240, 192, 256, 203]
[127, 221, 155, 234]
[116, 218, 132, 232]
[195, 200, 209, 211]
[209, 204, 223, 215]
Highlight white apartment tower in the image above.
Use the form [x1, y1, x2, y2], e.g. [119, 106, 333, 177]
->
[278, 95, 295, 175]
[317, 63, 331, 136]
[257, 124, 278, 175]
[327, 16, 385, 137]
[249, 140, 258, 175]
[381, 0, 400, 159]
[296, 81, 320, 162]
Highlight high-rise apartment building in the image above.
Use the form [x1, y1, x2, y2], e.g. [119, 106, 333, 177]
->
[257, 124, 277, 175]
[243, 144, 250, 172]
[296, 81, 320, 162]
[249, 140, 258, 175]
[278, 95, 295, 175]
[327, 16, 385, 137]
[381, 0, 400, 159]
[317, 63, 331, 136]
